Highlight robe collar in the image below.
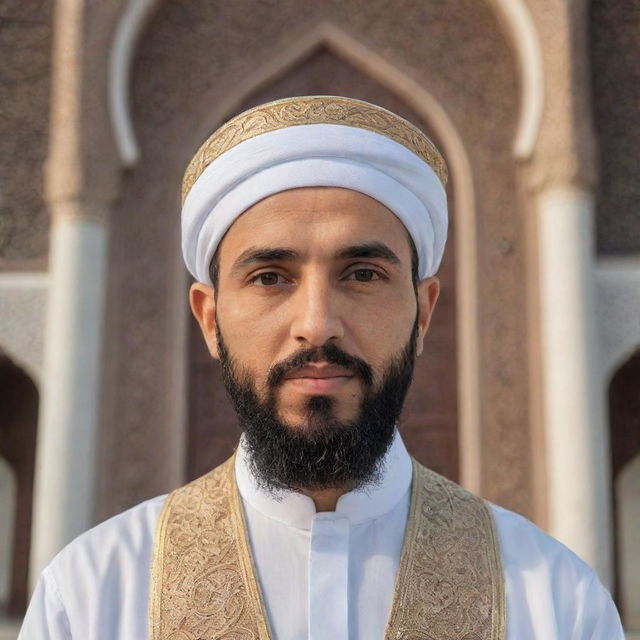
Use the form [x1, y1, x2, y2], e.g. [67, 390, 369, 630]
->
[234, 429, 412, 531]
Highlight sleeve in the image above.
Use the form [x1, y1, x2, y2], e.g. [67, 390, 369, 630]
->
[18, 567, 72, 640]
[573, 573, 625, 640]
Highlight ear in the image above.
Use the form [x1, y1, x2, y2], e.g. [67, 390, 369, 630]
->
[415, 276, 440, 356]
[189, 282, 220, 360]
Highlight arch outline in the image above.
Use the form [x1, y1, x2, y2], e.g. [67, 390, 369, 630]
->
[170, 22, 484, 492]
[109, 0, 159, 166]
[110, 1, 542, 163]
[484, 0, 544, 158]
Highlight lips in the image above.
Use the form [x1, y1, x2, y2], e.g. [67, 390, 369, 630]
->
[283, 365, 355, 380]
[281, 364, 357, 394]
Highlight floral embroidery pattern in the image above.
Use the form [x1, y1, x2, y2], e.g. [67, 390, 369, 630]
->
[149, 458, 505, 640]
[181, 96, 448, 203]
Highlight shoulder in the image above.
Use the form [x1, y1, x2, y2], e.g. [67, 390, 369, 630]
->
[50, 494, 168, 577]
[42, 495, 167, 637]
[488, 503, 624, 639]
[488, 502, 594, 581]
[21, 495, 168, 639]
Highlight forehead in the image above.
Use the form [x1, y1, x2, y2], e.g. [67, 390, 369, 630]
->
[218, 187, 413, 266]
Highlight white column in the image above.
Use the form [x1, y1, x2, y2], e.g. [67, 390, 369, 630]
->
[537, 185, 613, 587]
[30, 208, 108, 587]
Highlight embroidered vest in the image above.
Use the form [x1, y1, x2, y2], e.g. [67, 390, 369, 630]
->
[149, 457, 506, 640]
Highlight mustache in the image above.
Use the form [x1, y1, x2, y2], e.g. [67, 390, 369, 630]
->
[266, 343, 374, 389]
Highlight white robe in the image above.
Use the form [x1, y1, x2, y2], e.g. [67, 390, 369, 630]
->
[19, 432, 624, 640]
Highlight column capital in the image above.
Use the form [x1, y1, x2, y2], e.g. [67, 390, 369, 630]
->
[47, 199, 112, 226]
[45, 0, 124, 215]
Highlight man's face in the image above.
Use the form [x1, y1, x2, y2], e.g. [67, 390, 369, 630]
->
[190, 187, 439, 489]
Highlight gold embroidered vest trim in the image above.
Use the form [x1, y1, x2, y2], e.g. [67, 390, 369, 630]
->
[149, 457, 506, 640]
[385, 461, 506, 640]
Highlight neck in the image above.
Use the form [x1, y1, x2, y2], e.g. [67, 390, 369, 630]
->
[301, 484, 355, 512]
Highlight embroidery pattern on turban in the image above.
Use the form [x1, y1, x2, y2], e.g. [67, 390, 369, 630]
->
[181, 96, 449, 285]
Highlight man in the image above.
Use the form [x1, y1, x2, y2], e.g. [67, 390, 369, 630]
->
[20, 96, 623, 639]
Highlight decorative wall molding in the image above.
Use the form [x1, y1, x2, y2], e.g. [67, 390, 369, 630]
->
[485, 0, 544, 158]
[109, 0, 160, 166]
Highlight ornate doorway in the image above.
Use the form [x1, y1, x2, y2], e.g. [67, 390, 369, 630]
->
[186, 48, 458, 482]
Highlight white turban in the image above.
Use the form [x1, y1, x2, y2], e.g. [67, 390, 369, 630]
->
[181, 96, 448, 286]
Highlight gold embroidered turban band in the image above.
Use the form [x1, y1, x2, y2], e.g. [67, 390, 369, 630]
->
[181, 96, 449, 285]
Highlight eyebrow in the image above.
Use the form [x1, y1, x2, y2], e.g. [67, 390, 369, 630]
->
[334, 242, 401, 265]
[231, 247, 299, 273]
[230, 241, 402, 274]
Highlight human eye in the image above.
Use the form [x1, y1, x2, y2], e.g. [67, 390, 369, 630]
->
[344, 267, 383, 282]
[249, 271, 289, 287]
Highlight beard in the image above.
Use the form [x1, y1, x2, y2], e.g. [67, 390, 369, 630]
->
[216, 319, 418, 493]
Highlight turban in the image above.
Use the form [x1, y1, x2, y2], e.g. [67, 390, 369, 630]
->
[181, 96, 448, 285]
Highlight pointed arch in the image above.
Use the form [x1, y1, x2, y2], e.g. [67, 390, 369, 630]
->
[111, 1, 541, 163]
[177, 24, 482, 492]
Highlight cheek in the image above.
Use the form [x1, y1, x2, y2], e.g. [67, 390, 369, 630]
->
[217, 297, 288, 377]
[345, 292, 417, 362]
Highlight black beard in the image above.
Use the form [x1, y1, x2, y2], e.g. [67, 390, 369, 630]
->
[216, 321, 418, 493]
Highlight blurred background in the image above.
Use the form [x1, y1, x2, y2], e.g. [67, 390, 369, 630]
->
[0, 0, 638, 637]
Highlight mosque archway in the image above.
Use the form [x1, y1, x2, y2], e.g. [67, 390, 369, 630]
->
[0, 351, 38, 616]
[185, 45, 460, 483]
[608, 349, 640, 629]
[101, 0, 530, 523]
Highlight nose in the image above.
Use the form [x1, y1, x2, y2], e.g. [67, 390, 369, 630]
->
[289, 276, 344, 347]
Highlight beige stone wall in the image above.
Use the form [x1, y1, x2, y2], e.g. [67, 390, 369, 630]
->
[590, 1, 640, 255]
[0, 0, 53, 271]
